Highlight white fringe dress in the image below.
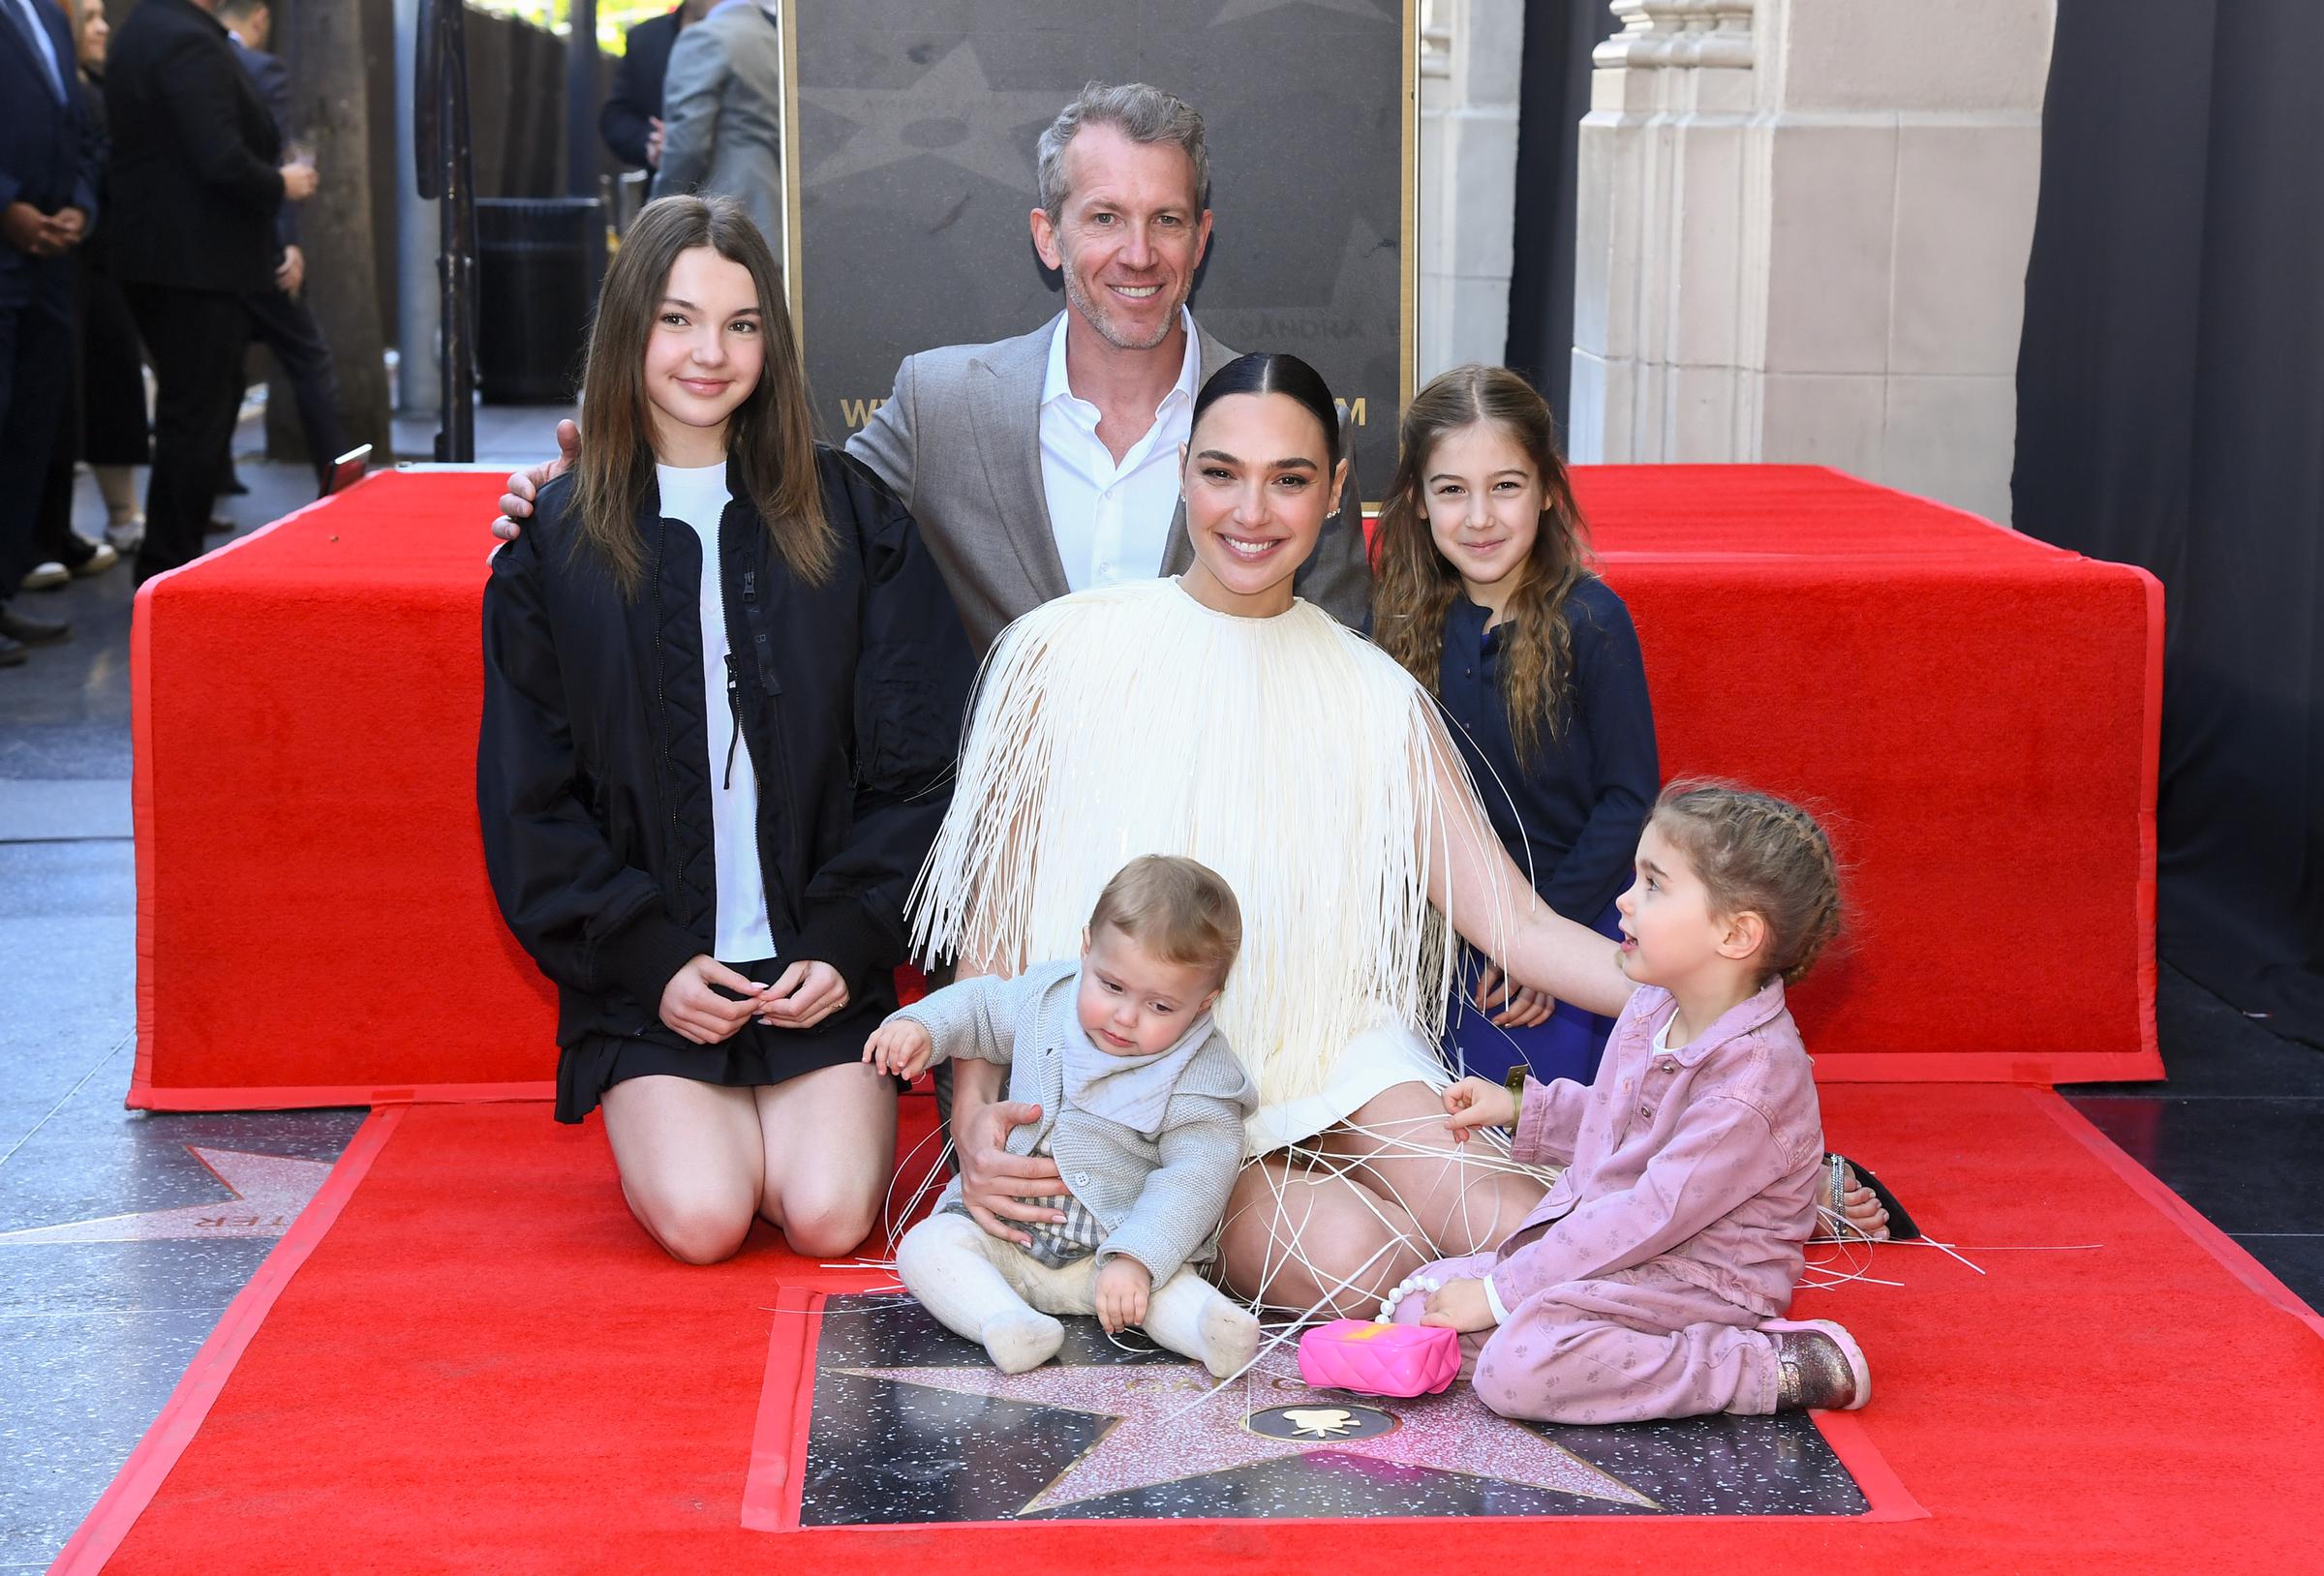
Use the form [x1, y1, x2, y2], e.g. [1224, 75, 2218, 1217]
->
[911, 578, 1510, 1158]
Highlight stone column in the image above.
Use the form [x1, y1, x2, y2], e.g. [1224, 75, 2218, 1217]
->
[1569, 0, 2054, 525]
[1417, 0, 1528, 379]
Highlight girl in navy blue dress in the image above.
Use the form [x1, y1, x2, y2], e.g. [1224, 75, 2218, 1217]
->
[1372, 364, 1659, 1088]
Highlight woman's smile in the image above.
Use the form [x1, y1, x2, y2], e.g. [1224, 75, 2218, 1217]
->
[1217, 530, 1287, 561]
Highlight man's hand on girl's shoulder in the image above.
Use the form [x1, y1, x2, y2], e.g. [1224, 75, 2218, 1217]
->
[493, 419, 582, 541]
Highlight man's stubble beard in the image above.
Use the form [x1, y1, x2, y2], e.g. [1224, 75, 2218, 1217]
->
[1058, 254, 1186, 355]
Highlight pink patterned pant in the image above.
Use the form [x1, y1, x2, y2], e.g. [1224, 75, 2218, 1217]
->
[1390, 1253, 1781, 1424]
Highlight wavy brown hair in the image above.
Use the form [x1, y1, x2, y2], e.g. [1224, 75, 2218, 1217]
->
[1371, 364, 1590, 765]
[569, 195, 831, 595]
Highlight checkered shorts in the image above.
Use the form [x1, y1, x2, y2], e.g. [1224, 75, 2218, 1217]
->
[942, 1136, 1104, 1269]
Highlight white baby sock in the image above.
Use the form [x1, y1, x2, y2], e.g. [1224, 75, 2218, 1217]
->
[895, 1212, 1065, 1374]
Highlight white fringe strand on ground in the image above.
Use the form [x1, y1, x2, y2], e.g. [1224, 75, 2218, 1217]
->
[909, 578, 1515, 1116]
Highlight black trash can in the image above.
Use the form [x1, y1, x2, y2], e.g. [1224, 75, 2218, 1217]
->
[474, 197, 608, 405]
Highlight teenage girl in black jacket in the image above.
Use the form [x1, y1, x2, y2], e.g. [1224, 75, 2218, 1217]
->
[478, 196, 971, 1265]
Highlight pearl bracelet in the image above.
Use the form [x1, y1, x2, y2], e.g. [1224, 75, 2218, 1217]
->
[1376, 1272, 1441, 1322]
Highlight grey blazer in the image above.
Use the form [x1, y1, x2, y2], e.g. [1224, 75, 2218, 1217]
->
[895, 961, 1257, 1287]
[652, 2, 784, 249]
[845, 315, 1373, 653]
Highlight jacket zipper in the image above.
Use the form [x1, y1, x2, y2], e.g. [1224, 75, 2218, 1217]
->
[721, 652, 744, 790]
[719, 514, 794, 930]
[652, 517, 682, 875]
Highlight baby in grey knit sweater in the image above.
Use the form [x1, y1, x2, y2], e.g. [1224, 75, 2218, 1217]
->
[866, 856, 1261, 1377]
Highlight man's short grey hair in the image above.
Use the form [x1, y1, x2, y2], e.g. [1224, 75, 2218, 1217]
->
[1035, 82, 1210, 221]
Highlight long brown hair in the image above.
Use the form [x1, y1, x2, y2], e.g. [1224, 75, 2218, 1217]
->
[1372, 364, 1591, 765]
[569, 195, 831, 594]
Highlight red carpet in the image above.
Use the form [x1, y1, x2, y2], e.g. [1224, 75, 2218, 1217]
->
[130, 466, 2158, 1106]
[61, 1085, 2323, 1573]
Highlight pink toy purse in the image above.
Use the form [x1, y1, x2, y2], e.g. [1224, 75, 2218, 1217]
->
[1296, 1318, 1460, 1398]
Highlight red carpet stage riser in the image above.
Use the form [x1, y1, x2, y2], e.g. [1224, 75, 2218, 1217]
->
[62, 1086, 2322, 1573]
[130, 467, 2159, 1106]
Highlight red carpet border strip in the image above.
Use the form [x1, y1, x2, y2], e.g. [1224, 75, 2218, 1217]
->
[47, 1106, 407, 1575]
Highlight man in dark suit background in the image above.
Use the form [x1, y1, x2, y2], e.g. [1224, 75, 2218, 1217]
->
[105, 0, 316, 582]
[0, 0, 100, 663]
[220, 0, 348, 495]
[599, 4, 688, 173]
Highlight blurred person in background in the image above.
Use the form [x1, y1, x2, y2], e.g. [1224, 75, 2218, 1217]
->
[0, 0, 100, 663]
[104, 0, 314, 583]
[69, 0, 150, 554]
[220, 0, 348, 496]
[27, 0, 136, 590]
[600, 3, 686, 174]
[652, 0, 782, 250]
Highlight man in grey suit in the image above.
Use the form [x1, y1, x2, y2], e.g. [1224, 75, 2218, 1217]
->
[844, 81, 1367, 652]
[650, 0, 784, 251]
[498, 81, 1368, 651]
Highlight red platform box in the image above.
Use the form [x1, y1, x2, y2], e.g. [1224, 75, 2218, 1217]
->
[130, 466, 2159, 1108]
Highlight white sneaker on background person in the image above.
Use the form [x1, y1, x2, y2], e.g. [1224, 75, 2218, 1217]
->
[21, 537, 121, 591]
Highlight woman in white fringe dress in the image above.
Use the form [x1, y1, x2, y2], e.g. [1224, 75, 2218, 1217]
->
[911, 351, 1648, 1318]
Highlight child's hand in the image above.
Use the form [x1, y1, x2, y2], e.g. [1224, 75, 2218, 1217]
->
[862, 1019, 934, 1079]
[1094, 1257, 1151, 1334]
[1442, 1076, 1518, 1143]
[1419, 1277, 1498, 1333]
[1475, 962, 1555, 1029]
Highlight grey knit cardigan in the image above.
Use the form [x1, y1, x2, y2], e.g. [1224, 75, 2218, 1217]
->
[893, 961, 1257, 1286]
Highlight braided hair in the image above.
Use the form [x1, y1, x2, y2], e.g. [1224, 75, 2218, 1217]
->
[1649, 780, 1843, 986]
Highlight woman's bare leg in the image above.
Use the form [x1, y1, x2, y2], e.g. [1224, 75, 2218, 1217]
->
[600, 1075, 764, 1264]
[756, 1060, 898, 1258]
[1328, 1080, 1549, 1256]
[1216, 1154, 1431, 1318]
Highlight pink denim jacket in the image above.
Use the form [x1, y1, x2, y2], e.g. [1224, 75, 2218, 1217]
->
[1488, 979, 1824, 1319]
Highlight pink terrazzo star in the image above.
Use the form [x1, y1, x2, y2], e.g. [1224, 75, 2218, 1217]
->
[0, 1147, 332, 1245]
[833, 1348, 1656, 1515]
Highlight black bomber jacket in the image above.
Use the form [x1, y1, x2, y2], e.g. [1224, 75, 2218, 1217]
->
[477, 445, 972, 1052]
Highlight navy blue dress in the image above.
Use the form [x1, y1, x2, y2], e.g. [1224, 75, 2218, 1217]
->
[1436, 577, 1658, 1085]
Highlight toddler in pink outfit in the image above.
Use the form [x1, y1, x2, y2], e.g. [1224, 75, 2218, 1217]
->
[1385, 781, 1871, 1423]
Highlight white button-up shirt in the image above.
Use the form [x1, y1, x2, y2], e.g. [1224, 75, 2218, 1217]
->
[1038, 307, 1203, 591]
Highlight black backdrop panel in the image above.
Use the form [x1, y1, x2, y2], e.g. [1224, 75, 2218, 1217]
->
[1505, 0, 1619, 435]
[2013, 0, 2324, 1045]
[792, 1, 1410, 493]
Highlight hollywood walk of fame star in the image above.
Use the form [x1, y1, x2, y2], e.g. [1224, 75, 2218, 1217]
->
[1211, 0, 1396, 24]
[830, 1350, 1656, 1516]
[0, 1147, 332, 1245]
[801, 45, 1069, 196]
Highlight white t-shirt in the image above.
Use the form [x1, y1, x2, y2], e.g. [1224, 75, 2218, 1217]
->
[1037, 307, 1203, 591]
[657, 462, 777, 962]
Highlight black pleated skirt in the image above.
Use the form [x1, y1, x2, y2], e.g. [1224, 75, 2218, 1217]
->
[553, 956, 892, 1123]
